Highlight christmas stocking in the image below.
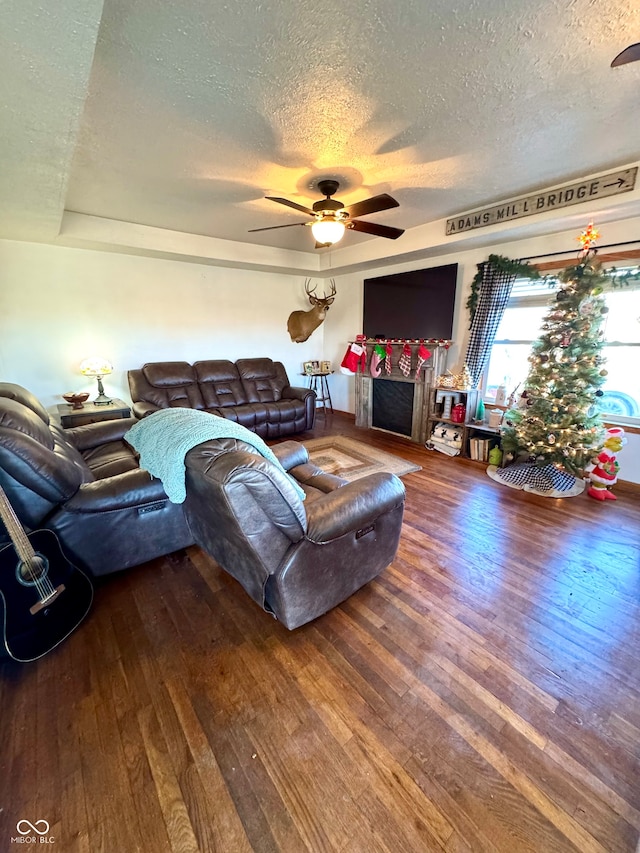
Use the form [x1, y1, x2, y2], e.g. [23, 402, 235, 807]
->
[398, 343, 412, 376]
[340, 342, 365, 374]
[370, 343, 386, 378]
[384, 342, 393, 375]
[414, 344, 432, 379]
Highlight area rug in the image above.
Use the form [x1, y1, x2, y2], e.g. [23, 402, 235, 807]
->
[302, 435, 421, 482]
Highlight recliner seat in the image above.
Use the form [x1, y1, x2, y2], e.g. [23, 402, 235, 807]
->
[0, 383, 193, 576]
[183, 437, 406, 629]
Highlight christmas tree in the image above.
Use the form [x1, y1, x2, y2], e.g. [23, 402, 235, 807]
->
[501, 231, 610, 477]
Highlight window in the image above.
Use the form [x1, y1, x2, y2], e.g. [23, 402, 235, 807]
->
[483, 269, 640, 425]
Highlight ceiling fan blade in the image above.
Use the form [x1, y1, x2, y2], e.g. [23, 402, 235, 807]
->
[265, 197, 315, 216]
[248, 222, 307, 232]
[349, 220, 404, 240]
[611, 43, 640, 66]
[345, 193, 399, 219]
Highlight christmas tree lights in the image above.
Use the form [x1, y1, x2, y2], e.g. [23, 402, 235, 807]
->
[501, 244, 611, 477]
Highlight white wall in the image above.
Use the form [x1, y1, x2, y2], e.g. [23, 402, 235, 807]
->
[2, 224, 638, 483]
[0, 239, 326, 404]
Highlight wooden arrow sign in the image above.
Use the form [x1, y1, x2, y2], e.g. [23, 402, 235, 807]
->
[446, 167, 638, 235]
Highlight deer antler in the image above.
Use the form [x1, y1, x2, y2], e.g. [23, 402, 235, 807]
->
[304, 279, 317, 297]
[325, 279, 337, 298]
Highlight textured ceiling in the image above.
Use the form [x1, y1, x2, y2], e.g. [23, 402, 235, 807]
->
[1, 0, 639, 259]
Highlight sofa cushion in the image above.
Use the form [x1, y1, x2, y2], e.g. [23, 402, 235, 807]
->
[134, 362, 205, 410]
[212, 404, 268, 435]
[143, 361, 195, 387]
[0, 397, 55, 450]
[236, 358, 288, 403]
[194, 360, 249, 408]
[80, 440, 141, 479]
[214, 402, 308, 439]
[264, 400, 310, 439]
[0, 402, 91, 495]
[0, 402, 91, 527]
[0, 382, 51, 424]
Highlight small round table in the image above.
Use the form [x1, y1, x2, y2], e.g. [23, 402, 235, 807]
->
[302, 372, 333, 416]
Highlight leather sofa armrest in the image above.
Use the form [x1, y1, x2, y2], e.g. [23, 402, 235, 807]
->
[271, 440, 309, 470]
[62, 468, 170, 512]
[305, 472, 405, 543]
[132, 401, 159, 419]
[66, 417, 139, 450]
[282, 385, 315, 403]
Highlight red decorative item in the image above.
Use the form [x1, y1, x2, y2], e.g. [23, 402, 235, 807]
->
[340, 343, 366, 374]
[451, 403, 466, 423]
[384, 342, 393, 375]
[398, 343, 412, 376]
[586, 427, 626, 501]
[414, 344, 432, 379]
[577, 222, 600, 252]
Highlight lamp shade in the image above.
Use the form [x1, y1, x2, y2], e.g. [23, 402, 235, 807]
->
[311, 219, 345, 245]
[79, 357, 113, 377]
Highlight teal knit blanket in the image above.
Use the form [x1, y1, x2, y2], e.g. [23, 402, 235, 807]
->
[124, 408, 306, 504]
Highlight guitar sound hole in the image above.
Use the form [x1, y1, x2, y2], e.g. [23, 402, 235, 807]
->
[17, 554, 48, 586]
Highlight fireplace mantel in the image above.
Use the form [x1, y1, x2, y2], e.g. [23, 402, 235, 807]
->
[354, 341, 451, 443]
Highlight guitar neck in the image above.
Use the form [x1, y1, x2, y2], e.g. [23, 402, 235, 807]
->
[0, 486, 36, 564]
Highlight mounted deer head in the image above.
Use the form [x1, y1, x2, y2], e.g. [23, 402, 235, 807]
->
[287, 279, 337, 343]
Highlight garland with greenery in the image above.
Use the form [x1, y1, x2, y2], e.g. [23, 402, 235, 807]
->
[466, 255, 541, 328]
[466, 252, 640, 329]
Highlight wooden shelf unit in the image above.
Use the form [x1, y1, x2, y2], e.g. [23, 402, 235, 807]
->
[426, 388, 503, 462]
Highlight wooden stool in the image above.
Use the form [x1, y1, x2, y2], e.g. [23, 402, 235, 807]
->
[304, 372, 333, 416]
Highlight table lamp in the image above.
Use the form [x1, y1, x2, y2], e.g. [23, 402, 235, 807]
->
[80, 357, 113, 405]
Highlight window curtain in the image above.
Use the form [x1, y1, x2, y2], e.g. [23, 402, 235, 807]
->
[464, 260, 519, 388]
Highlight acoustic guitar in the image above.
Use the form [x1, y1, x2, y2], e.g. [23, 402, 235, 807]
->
[0, 485, 93, 662]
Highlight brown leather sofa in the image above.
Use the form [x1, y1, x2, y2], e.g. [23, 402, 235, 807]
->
[128, 358, 316, 438]
[184, 437, 406, 629]
[0, 383, 194, 576]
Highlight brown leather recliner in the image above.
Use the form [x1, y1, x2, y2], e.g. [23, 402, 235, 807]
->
[0, 383, 194, 576]
[183, 438, 406, 629]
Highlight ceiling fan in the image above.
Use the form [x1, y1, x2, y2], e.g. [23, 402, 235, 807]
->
[611, 42, 640, 67]
[249, 179, 404, 248]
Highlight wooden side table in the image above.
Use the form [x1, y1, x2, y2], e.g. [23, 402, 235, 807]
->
[57, 398, 131, 428]
[302, 372, 333, 416]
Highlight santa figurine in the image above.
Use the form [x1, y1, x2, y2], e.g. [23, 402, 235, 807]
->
[586, 427, 626, 501]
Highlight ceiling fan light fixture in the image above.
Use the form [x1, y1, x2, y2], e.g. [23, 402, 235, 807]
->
[253, 181, 403, 245]
[311, 218, 345, 245]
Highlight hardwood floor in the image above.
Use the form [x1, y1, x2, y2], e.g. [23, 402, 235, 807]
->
[1, 413, 639, 852]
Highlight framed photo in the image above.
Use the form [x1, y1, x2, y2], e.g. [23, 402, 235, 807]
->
[311, 360, 320, 373]
[303, 361, 315, 376]
[320, 360, 332, 373]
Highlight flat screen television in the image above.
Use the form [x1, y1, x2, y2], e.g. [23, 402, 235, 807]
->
[363, 263, 458, 340]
